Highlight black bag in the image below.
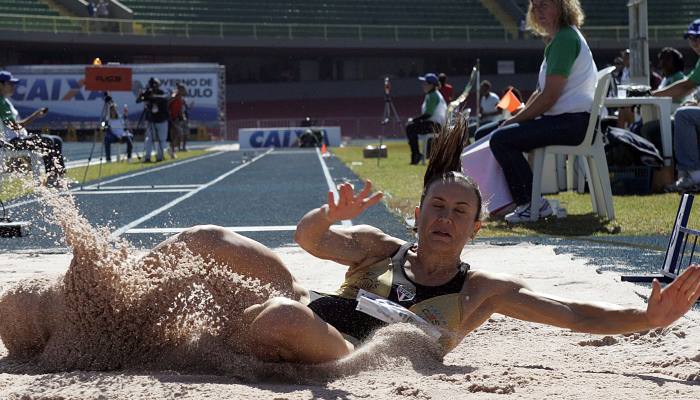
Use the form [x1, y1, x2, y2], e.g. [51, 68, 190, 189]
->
[605, 126, 663, 167]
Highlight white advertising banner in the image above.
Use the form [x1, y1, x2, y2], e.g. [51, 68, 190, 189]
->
[238, 127, 342, 149]
[6, 63, 223, 127]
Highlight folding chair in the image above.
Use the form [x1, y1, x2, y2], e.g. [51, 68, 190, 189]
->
[529, 66, 617, 221]
[622, 193, 695, 283]
[0, 141, 43, 189]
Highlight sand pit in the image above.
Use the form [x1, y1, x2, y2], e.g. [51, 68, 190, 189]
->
[1, 243, 699, 399]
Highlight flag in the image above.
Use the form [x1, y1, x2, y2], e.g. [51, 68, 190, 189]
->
[497, 89, 522, 113]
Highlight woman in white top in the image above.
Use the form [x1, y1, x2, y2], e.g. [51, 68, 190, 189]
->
[487, 0, 597, 223]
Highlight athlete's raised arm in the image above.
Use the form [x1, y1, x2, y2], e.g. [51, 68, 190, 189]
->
[295, 180, 401, 267]
[487, 265, 700, 335]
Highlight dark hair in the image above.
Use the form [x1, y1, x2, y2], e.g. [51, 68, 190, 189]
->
[502, 85, 524, 102]
[419, 119, 486, 222]
[658, 47, 684, 74]
[438, 73, 448, 86]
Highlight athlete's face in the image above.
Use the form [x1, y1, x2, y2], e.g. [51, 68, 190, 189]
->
[0, 81, 14, 97]
[415, 181, 481, 249]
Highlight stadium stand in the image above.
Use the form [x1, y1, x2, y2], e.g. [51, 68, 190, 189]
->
[513, 0, 700, 27]
[0, 0, 81, 33]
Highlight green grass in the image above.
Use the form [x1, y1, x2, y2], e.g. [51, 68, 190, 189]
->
[334, 143, 686, 237]
[1, 149, 208, 203]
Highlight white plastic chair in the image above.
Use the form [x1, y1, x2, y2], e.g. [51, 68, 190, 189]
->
[0, 143, 44, 189]
[529, 66, 617, 221]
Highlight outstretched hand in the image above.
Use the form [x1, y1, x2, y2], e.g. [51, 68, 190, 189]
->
[326, 180, 383, 222]
[646, 265, 700, 328]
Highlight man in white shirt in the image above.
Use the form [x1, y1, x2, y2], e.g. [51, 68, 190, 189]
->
[479, 80, 502, 124]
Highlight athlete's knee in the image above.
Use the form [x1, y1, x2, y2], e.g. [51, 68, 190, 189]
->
[249, 297, 310, 340]
[178, 225, 229, 248]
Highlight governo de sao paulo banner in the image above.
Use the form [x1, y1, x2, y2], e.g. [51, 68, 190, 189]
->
[6, 63, 223, 128]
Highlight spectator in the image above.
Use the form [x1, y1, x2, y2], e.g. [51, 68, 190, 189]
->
[405, 73, 446, 165]
[612, 56, 625, 85]
[0, 71, 65, 187]
[488, 0, 597, 223]
[438, 73, 454, 103]
[620, 48, 632, 85]
[657, 47, 686, 103]
[103, 102, 133, 163]
[518, 17, 527, 39]
[97, 0, 109, 18]
[474, 86, 525, 141]
[86, 1, 96, 17]
[652, 19, 700, 192]
[478, 80, 502, 124]
[468, 80, 502, 138]
[168, 83, 188, 156]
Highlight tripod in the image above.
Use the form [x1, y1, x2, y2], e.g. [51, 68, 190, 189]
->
[80, 93, 113, 190]
[381, 77, 403, 133]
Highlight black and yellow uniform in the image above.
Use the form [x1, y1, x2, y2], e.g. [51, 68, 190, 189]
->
[307, 242, 469, 344]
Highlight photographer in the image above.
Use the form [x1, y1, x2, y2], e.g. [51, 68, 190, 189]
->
[0, 71, 65, 187]
[103, 101, 133, 163]
[136, 78, 169, 162]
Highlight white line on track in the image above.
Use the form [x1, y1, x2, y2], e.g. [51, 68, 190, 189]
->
[315, 147, 352, 227]
[125, 225, 300, 234]
[87, 184, 203, 190]
[72, 189, 193, 195]
[82, 151, 223, 189]
[109, 148, 273, 239]
[4, 151, 224, 211]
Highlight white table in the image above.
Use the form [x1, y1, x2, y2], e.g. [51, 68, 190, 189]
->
[604, 96, 673, 166]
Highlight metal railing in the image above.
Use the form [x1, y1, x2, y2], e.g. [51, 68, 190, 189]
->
[0, 13, 507, 41]
[0, 13, 688, 42]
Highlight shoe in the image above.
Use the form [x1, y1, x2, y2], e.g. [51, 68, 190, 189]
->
[410, 153, 424, 165]
[505, 199, 553, 223]
[143, 159, 152, 163]
[664, 175, 700, 193]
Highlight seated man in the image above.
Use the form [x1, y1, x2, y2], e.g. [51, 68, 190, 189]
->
[103, 102, 133, 162]
[653, 19, 700, 192]
[0, 71, 65, 186]
[405, 73, 446, 164]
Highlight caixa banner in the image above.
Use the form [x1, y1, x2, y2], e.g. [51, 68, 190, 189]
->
[238, 127, 341, 149]
[6, 63, 224, 128]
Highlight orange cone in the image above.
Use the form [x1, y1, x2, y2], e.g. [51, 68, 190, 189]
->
[321, 143, 327, 154]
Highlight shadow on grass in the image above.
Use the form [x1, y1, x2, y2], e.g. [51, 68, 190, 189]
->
[486, 213, 619, 236]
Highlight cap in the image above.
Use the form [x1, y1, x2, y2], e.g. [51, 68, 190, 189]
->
[418, 73, 439, 85]
[684, 18, 700, 39]
[0, 71, 19, 84]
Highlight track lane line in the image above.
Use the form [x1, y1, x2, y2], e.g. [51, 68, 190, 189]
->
[315, 147, 352, 227]
[109, 148, 273, 239]
[5, 151, 226, 211]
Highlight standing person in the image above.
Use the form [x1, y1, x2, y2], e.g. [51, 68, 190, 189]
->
[168, 83, 187, 156]
[86, 1, 96, 17]
[438, 73, 453, 103]
[653, 19, 700, 192]
[405, 73, 447, 165]
[488, 0, 597, 223]
[136, 78, 169, 163]
[0, 71, 65, 186]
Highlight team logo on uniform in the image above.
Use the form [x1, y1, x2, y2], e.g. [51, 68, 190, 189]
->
[395, 285, 416, 302]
